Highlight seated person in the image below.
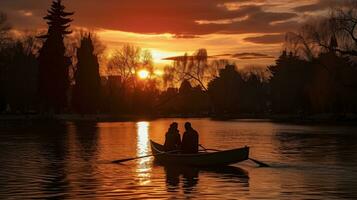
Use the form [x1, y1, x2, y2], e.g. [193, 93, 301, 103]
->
[181, 122, 199, 154]
[164, 122, 181, 151]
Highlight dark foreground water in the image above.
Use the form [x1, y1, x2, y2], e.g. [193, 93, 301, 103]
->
[0, 118, 357, 199]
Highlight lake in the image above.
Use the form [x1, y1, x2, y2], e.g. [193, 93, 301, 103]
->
[0, 118, 357, 199]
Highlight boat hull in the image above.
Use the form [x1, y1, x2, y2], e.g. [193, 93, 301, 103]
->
[150, 140, 249, 167]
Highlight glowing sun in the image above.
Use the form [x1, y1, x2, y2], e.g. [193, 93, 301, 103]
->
[138, 69, 150, 79]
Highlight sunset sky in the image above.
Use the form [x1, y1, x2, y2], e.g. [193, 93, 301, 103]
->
[0, 0, 348, 67]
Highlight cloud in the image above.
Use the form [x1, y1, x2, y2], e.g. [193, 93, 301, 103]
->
[173, 34, 201, 39]
[294, 0, 355, 12]
[211, 53, 233, 57]
[162, 55, 191, 61]
[162, 55, 215, 61]
[232, 52, 275, 59]
[0, 0, 299, 35]
[162, 52, 275, 61]
[244, 33, 285, 44]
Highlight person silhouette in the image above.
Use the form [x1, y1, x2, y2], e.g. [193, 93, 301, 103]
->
[164, 122, 181, 151]
[181, 122, 199, 154]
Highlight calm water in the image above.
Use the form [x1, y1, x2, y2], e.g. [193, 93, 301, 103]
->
[0, 118, 357, 199]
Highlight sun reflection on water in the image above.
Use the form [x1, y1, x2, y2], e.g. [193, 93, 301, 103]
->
[136, 121, 152, 185]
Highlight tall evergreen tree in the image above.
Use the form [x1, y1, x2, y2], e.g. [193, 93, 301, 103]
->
[72, 34, 101, 114]
[38, 0, 73, 113]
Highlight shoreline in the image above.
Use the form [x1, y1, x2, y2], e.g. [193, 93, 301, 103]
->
[0, 113, 357, 125]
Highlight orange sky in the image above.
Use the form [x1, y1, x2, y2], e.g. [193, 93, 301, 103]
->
[0, 0, 344, 67]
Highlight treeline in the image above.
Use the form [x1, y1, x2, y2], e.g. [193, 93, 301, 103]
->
[0, 36, 38, 113]
[0, 0, 357, 116]
[269, 51, 357, 114]
[159, 50, 357, 116]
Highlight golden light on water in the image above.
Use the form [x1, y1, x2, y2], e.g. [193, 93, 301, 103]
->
[136, 121, 151, 185]
[136, 121, 149, 157]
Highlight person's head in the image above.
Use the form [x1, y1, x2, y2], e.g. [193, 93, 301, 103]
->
[170, 122, 178, 130]
[184, 122, 192, 130]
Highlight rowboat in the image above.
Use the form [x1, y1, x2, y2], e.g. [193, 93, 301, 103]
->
[150, 140, 250, 167]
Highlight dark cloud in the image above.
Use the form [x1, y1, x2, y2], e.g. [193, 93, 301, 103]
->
[244, 34, 285, 44]
[219, 11, 298, 34]
[162, 55, 215, 61]
[294, 0, 355, 12]
[294, 4, 323, 12]
[162, 56, 190, 61]
[0, 0, 50, 28]
[232, 53, 274, 59]
[211, 53, 233, 57]
[163, 52, 274, 61]
[0, 0, 299, 35]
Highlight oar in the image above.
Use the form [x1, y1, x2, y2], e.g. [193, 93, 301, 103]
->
[112, 150, 179, 164]
[249, 158, 270, 167]
[199, 144, 208, 152]
[199, 145, 221, 152]
[199, 144, 270, 167]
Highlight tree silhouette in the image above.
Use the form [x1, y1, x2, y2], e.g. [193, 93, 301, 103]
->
[268, 51, 312, 114]
[107, 44, 141, 85]
[0, 35, 39, 113]
[0, 12, 11, 48]
[177, 80, 194, 113]
[164, 49, 214, 91]
[72, 34, 101, 114]
[6, 42, 38, 113]
[156, 80, 209, 115]
[316, 5, 357, 57]
[285, 4, 357, 59]
[101, 76, 124, 114]
[208, 65, 244, 114]
[308, 51, 357, 113]
[240, 74, 267, 114]
[0, 12, 11, 111]
[37, 0, 73, 113]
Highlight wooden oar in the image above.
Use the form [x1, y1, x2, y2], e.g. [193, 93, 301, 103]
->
[248, 158, 270, 167]
[199, 145, 220, 152]
[199, 144, 208, 152]
[199, 144, 270, 167]
[112, 150, 179, 164]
